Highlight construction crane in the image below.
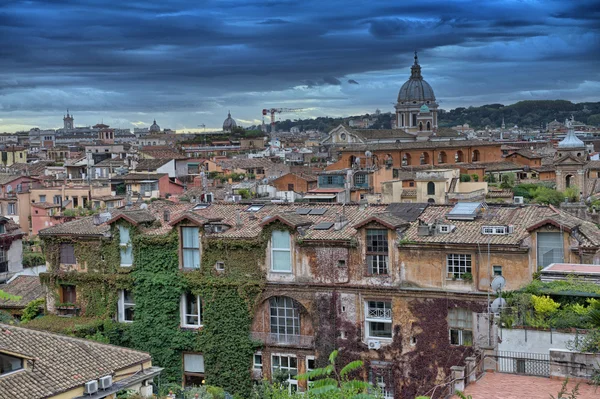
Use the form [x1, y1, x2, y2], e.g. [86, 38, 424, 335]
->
[262, 108, 305, 132]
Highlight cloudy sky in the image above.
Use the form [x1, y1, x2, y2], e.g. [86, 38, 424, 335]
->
[1, 0, 599, 132]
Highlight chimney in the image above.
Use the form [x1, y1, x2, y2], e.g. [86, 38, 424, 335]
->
[163, 209, 170, 222]
[236, 210, 242, 228]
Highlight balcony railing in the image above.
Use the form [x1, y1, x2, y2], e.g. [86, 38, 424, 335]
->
[251, 332, 314, 348]
[447, 189, 486, 201]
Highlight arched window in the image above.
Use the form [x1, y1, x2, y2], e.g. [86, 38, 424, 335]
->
[456, 151, 464, 163]
[427, 121, 431, 131]
[419, 122, 423, 131]
[438, 151, 447, 164]
[402, 153, 411, 166]
[427, 182, 435, 195]
[420, 152, 430, 165]
[472, 150, 480, 162]
[401, 114, 405, 127]
[269, 297, 300, 339]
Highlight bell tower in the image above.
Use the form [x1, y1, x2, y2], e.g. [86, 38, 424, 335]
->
[63, 110, 74, 130]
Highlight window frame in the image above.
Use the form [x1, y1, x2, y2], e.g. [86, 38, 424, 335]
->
[446, 254, 472, 279]
[271, 353, 298, 393]
[119, 225, 133, 267]
[60, 243, 76, 265]
[180, 293, 203, 329]
[366, 229, 389, 275]
[271, 230, 292, 273]
[448, 308, 473, 346]
[118, 289, 135, 323]
[181, 226, 201, 269]
[364, 300, 393, 340]
[269, 296, 300, 339]
[183, 352, 205, 387]
[253, 352, 263, 370]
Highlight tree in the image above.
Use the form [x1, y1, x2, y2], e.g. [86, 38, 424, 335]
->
[500, 173, 515, 189]
[531, 186, 565, 206]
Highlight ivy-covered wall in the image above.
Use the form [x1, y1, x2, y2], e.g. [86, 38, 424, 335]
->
[40, 221, 271, 397]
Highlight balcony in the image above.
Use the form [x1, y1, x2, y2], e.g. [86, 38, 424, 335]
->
[251, 332, 314, 349]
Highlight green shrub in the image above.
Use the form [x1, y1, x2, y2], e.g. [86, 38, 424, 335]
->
[21, 298, 45, 322]
[23, 252, 46, 267]
[460, 174, 471, 182]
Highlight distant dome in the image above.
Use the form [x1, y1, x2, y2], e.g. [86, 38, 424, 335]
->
[420, 104, 430, 113]
[223, 111, 237, 131]
[149, 119, 160, 133]
[558, 127, 585, 149]
[397, 53, 436, 103]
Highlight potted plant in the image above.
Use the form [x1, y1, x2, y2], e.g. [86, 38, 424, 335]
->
[462, 272, 473, 282]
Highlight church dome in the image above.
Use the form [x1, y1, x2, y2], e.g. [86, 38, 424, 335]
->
[397, 53, 436, 103]
[223, 111, 237, 131]
[149, 119, 160, 133]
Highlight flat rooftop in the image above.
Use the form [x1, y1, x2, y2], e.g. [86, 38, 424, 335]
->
[543, 263, 600, 274]
[453, 373, 598, 399]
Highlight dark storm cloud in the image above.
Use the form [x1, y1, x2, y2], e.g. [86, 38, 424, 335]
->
[0, 0, 599, 129]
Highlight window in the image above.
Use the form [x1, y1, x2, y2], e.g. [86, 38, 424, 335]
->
[271, 354, 298, 393]
[119, 225, 133, 267]
[354, 174, 366, 185]
[306, 356, 315, 389]
[370, 367, 394, 399]
[448, 308, 473, 346]
[0, 250, 7, 273]
[7, 203, 16, 215]
[253, 353, 262, 370]
[215, 261, 225, 271]
[39, 195, 46, 202]
[53, 195, 61, 205]
[269, 297, 300, 340]
[181, 293, 202, 328]
[0, 353, 23, 376]
[482, 226, 507, 235]
[337, 259, 346, 268]
[438, 225, 451, 233]
[493, 265, 503, 276]
[427, 181, 435, 195]
[409, 181, 414, 187]
[537, 232, 564, 268]
[365, 301, 392, 339]
[287, 183, 294, 191]
[118, 289, 135, 323]
[60, 285, 76, 304]
[446, 254, 472, 279]
[271, 230, 291, 272]
[183, 353, 205, 387]
[60, 244, 76, 265]
[366, 229, 388, 275]
[181, 227, 200, 269]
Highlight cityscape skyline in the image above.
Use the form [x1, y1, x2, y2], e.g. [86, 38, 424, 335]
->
[1, 0, 599, 132]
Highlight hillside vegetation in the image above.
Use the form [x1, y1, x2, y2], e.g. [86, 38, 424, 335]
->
[267, 100, 600, 132]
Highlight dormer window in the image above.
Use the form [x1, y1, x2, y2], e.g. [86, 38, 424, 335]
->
[119, 225, 133, 267]
[0, 352, 24, 376]
[271, 230, 291, 272]
[366, 229, 388, 275]
[181, 227, 200, 269]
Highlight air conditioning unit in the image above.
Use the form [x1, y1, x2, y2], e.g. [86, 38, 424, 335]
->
[514, 196, 524, 204]
[99, 375, 113, 390]
[84, 380, 99, 394]
[367, 339, 381, 350]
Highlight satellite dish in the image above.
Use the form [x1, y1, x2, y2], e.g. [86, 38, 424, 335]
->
[140, 203, 148, 209]
[490, 297, 507, 313]
[491, 275, 506, 292]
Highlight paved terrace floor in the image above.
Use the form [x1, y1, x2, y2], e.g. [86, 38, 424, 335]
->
[452, 373, 598, 399]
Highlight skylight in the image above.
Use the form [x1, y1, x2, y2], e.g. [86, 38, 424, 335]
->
[246, 204, 264, 212]
[447, 202, 482, 221]
[193, 203, 211, 210]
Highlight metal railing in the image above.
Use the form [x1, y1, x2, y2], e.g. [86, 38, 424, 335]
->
[495, 350, 550, 377]
[251, 332, 314, 348]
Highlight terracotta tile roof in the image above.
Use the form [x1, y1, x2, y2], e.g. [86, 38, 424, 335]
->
[456, 373, 598, 399]
[38, 215, 110, 237]
[261, 213, 313, 228]
[512, 149, 543, 159]
[543, 263, 600, 274]
[585, 160, 600, 170]
[530, 165, 556, 172]
[0, 276, 44, 309]
[486, 190, 513, 198]
[107, 209, 156, 225]
[0, 175, 22, 185]
[0, 323, 151, 399]
[134, 158, 171, 171]
[113, 173, 167, 181]
[140, 148, 186, 160]
[353, 213, 408, 229]
[404, 204, 556, 245]
[94, 158, 127, 167]
[91, 195, 124, 201]
[8, 162, 54, 176]
[404, 204, 600, 248]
